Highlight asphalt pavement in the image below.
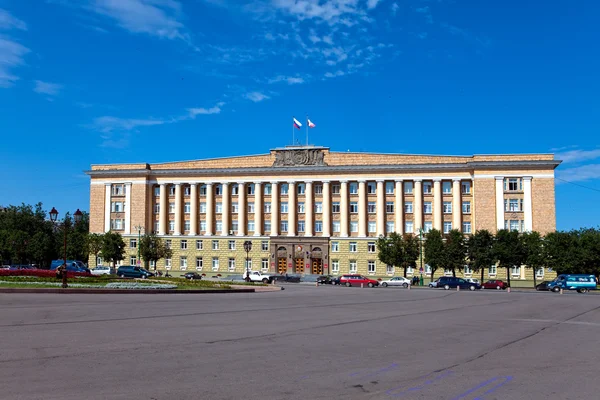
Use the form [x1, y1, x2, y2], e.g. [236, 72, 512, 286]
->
[1, 285, 599, 399]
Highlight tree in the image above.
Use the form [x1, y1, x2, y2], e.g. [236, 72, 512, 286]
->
[101, 231, 126, 268]
[521, 231, 545, 288]
[139, 233, 172, 271]
[424, 229, 445, 282]
[493, 229, 525, 288]
[544, 231, 579, 275]
[444, 229, 466, 277]
[577, 228, 600, 279]
[88, 233, 104, 267]
[466, 230, 495, 283]
[401, 234, 420, 277]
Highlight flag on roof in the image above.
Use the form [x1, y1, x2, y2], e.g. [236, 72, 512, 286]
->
[308, 118, 316, 128]
[293, 117, 302, 129]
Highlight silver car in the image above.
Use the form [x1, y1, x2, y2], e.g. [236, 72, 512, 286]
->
[381, 276, 411, 288]
[429, 279, 439, 288]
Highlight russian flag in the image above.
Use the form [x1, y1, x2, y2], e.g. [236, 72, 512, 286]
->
[308, 119, 316, 128]
[293, 117, 302, 129]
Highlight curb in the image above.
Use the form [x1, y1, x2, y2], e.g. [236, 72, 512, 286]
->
[0, 288, 255, 294]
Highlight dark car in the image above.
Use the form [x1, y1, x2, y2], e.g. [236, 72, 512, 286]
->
[273, 274, 301, 283]
[116, 266, 155, 279]
[481, 279, 509, 290]
[436, 277, 481, 291]
[183, 272, 202, 280]
[317, 275, 335, 285]
[535, 281, 551, 291]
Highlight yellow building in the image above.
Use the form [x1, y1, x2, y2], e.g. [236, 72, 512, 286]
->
[86, 145, 560, 281]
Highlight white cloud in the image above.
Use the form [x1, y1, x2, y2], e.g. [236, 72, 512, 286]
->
[268, 75, 305, 85]
[557, 164, 600, 183]
[415, 6, 430, 13]
[33, 80, 63, 96]
[91, 116, 166, 133]
[0, 8, 27, 31]
[391, 2, 399, 16]
[245, 91, 270, 102]
[324, 70, 345, 78]
[187, 102, 224, 117]
[366, 0, 381, 10]
[0, 38, 30, 88]
[556, 148, 600, 164]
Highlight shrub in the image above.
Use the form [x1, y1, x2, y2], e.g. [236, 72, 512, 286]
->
[0, 269, 91, 278]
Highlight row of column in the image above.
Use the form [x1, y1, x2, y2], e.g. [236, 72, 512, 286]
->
[495, 176, 532, 231]
[156, 179, 467, 237]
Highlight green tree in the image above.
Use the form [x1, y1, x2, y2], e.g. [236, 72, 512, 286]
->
[466, 229, 495, 283]
[88, 233, 104, 267]
[401, 234, 420, 277]
[544, 231, 579, 275]
[424, 229, 445, 283]
[578, 228, 600, 278]
[139, 233, 172, 271]
[101, 231, 126, 268]
[376, 233, 403, 275]
[444, 229, 466, 277]
[521, 231, 545, 288]
[493, 229, 525, 288]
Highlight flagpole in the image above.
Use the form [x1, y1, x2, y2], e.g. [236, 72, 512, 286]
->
[306, 115, 308, 146]
[292, 116, 295, 145]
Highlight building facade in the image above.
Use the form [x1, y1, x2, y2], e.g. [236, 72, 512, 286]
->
[86, 146, 560, 280]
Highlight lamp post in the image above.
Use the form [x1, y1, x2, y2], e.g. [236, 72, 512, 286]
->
[243, 240, 252, 282]
[134, 225, 144, 266]
[419, 228, 424, 285]
[49, 207, 83, 288]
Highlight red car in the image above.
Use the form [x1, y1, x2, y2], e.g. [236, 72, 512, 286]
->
[339, 274, 379, 288]
[481, 279, 509, 290]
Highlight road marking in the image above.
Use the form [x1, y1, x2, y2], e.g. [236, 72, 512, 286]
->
[449, 376, 513, 400]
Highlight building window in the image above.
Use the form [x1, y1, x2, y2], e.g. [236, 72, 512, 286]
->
[405, 221, 414, 234]
[212, 257, 219, 271]
[129, 239, 137, 248]
[112, 184, 124, 196]
[184, 202, 191, 213]
[196, 240, 203, 250]
[184, 219, 190, 232]
[261, 241, 269, 251]
[247, 221, 255, 232]
[231, 202, 238, 213]
[504, 178, 521, 192]
[231, 221, 238, 233]
[424, 221, 432, 233]
[196, 257, 203, 271]
[180, 257, 187, 270]
[261, 258, 269, 271]
[181, 240, 187, 250]
[350, 221, 358, 233]
[425, 264, 432, 274]
[315, 202, 323, 213]
[464, 265, 472, 275]
[111, 201, 124, 212]
[168, 221, 174, 232]
[404, 202, 413, 213]
[349, 183, 358, 194]
[331, 242, 339, 252]
[228, 258, 236, 272]
[264, 202, 271, 213]
[217, 221, 224, 233]
[511, 266, 521, 276]
[350, 202, 358, 213]
[367, 182, 376, 194]
[333, 221, 341, 233]
[280, 221, 288, 232]
[280, 202, 288, 213]
[536, 267, 544, 278]
[463, 222, 472, 234]
[130, 256, 137, 265]
[216, 184, 224, 195]
[442, 181, 452, 194]
[264, 221, 271, 233]
[297, 202, 305, 214]
[228, 240, 236, 250]
[386, 181, 394, 194]
[506, 199, 522, 212]
[247, 203, 255, 213]
[368, 261, 376, 274]
[407, 266, 414, 275]
[404, 182, 413, 194]
[154, 221, 159, 232]
[443, 202, 452, 214]
[443, 222, 452, 234]
[154, 204, 160, 214]
[264, 183, 271, 195]
[315, 221, 323, 233]
[386, 221, 395, 232]
[349, 260, 357, 273]
[506, 220, 522, 232]
[216, 203, 223, 214]
[297, 221, 305, 232]
[280, 184, 289, 195]
[332, 260, 339, 273]
[444, 268, 452, 276]
[169, 203, 175, 213]
[165, 239, 172, 249]
[200, 221, 207, 232]
[489, 265, 497, 275]
[297, 183, 305, 195]
[387, 264, 394, 274]
[247, 184, 255, 195]
[368, 221, 376, 233]
[184, 186, 191, 196]
[199, 185, 207, 196]
[367, 202, 376, 213]
[462, 201, 471, 214]
[331, 184, 340, 194]
[200, 202, 207, 213]
[154, 186, 160, 197]
[461, 181, 471, 194]
[349, 242, 357, 252]
[245, 259, 252, 270]
[231, 184, 239, 195]
[212, 240, 219, 250]
[386, 202, 394, 213]
[332, 202, 340, 213]
[165, 258, 172, 270]
[368, 242, 376, 253]
[423, 202, 432, 214]
[314, 184, 323, 194]
[423, 182, 432, 194]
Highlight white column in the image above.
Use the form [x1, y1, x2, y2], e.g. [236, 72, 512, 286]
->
[305, 181, 313, 237]
[205, 183, 214, 236]
[271, 182, 279, 236]
[340, 180, 349, 237]
[159, 183, 168, 235]
[174, 183, 182, 235]
[288, 181, 296, 236]
[452, 179, 462, 233]
[237, 183, 246, 236]
[395, 180, 403, 234]
[414, 180, 423, 232]
[104, 184, 111, 232]
[433, 179, 442, 232]
[222, 182, 230, 236]
[189, 184, 198, 236]
[124, 183, 132, 234]
[376, 180, 385, 237]
[322, 181, 331, 237]
[358, 180, 367, 237]
[495, 177, 504, 231]
[254, 182, 263, 236]
[523, 176, 533, 232]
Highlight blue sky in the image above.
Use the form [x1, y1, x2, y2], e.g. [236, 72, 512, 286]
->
[0, 0, 598, 230]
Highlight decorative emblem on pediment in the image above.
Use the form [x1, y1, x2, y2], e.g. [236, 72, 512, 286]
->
[273, 149, 327, 167]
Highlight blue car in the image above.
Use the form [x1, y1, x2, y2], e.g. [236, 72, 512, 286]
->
[547, 274, 597, 294]
[50, 260, 88, 273]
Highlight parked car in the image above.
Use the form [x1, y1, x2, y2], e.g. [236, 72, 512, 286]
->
[547, 274, 597, 294]
[535, 281, 551, 291]
[1, 265, 10, 270]
[116, 266, 155, 279]
[50, 260, 87, 273]
[436, 277, 481, 291]
[429, 279, 439, 288]
[381, 276, 411, 288]
[465, 278, 480, 284]
[339, 274, 379, 288]
[481, 280, 509, 290]
[91, 266, 113, 276]
[317, 275, 335, 285]
[243, 271, 276, 283]
[183, 272, 202, 280]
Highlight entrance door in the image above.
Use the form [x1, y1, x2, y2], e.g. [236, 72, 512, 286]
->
[312, 259, 323, 275]
[295, 258, 305, 274]
[277, 258, 287, 274]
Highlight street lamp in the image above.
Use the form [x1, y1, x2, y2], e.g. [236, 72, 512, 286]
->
[134, 225, 144, 267]
[50, 207, 83, 288]
[243, 240, 252, 282]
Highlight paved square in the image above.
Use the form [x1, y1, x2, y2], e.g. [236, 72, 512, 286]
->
[1, 287, 599, 399]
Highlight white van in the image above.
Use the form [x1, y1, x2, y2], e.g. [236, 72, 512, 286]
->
[91, 266, 113, 276]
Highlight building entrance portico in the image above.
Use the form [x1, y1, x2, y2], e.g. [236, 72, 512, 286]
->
[270, 238, 329, 275]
